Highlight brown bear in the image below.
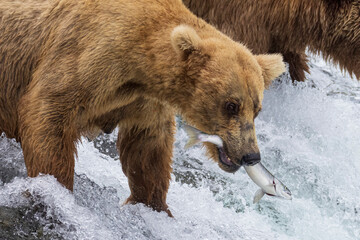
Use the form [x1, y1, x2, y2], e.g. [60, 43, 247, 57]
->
[184, 0, 360, 82]
[0, 0, 285, 216]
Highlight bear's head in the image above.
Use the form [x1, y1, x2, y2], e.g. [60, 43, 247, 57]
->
[171, 25, 285, 172]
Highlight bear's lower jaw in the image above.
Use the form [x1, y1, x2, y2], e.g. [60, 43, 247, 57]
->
[218, 147, 241, 173]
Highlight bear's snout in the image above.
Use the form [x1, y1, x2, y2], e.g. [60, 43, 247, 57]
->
[237, 153, 261, 166]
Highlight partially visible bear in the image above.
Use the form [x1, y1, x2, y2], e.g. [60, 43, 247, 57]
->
[0, 0, 285, 216]
[184, 0, 360, 82]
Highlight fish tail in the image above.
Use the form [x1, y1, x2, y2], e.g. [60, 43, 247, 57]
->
[253, 189, 265, 203]
[183, 124, 201, 149]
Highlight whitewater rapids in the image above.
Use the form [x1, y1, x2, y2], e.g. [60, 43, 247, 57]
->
[0, 54, 359, 240]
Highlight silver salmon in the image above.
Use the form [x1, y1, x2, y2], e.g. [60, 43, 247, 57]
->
[244, 163, 292, 203]
[184, 124, 292, 203]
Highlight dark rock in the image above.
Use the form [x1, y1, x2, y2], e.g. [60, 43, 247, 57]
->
[0, 205, 63, 240]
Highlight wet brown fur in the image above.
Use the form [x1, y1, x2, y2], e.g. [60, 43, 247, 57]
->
[0, 0, 284, 215]
[184, 0, 360, 82]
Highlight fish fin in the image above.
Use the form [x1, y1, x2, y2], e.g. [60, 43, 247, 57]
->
[184, 138, 201, 149]
[183, 125, 201, 149]
[253, 189, 265, 204]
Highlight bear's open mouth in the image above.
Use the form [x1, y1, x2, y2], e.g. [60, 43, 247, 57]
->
[217, 147, 240, 173]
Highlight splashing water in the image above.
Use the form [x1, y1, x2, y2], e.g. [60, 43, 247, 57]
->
[0, 55, 359, 240]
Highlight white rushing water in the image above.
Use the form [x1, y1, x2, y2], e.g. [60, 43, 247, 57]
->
[0, 54, 359, 240]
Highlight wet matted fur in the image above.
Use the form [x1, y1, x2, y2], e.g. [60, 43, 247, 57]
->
[184, 0, 360, 82]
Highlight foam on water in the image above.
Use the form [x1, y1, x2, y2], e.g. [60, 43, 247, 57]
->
[0, 55, 359, 239]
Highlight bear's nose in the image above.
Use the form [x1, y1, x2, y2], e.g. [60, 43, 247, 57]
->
[241, 153, 261, 166]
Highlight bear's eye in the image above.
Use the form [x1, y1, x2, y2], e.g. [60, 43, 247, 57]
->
[225, 102, 239, 116]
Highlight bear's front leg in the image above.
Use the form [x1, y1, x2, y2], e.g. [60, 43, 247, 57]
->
[117, 100, 175, 217]
[282, 50, 309, 82]
[18, 97, 79, 191]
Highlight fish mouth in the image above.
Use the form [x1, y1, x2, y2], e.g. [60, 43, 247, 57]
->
[217, 147, 241, 173]
[284, 194, 292, 200]
[282, 189, 292, 200]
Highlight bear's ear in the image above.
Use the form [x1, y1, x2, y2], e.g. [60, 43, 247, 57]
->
[255, 54, 286, 88]
[171, 25, 201, 59]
